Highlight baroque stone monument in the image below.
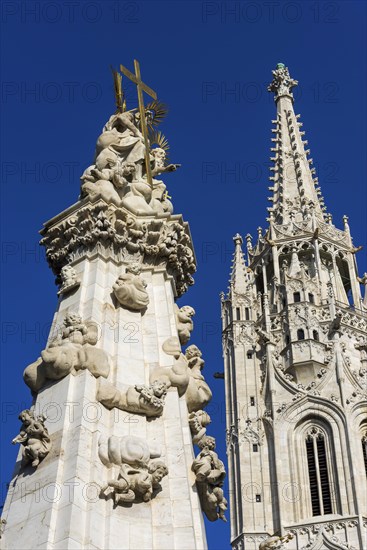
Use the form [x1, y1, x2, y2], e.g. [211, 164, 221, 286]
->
[1, 61, 226, 550]
[221, 65, 367, 550]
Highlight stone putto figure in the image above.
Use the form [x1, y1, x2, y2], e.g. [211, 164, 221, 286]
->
[23, 313, 111, 393]
[12, 409, 51, 468]
[192, 435, 227, 522]
[175, 304, 195, 345]
[57, 264, 80, 295]
[99, 435, 168, 505]
[113, 263, 150, 311]
[185, 345, 213, 412]
[97, 379, 167, 418]
[188, 410, 211, 446]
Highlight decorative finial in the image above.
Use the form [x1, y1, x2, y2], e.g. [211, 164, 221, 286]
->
[268, 64, 298, 102]
[233, 233, 243, 246]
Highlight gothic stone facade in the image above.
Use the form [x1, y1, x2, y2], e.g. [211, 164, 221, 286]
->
[221, 65, 367, 550]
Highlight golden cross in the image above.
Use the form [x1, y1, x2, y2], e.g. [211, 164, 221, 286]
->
[120, 60, 157, 188]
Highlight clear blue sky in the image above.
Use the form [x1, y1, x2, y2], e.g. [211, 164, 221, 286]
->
[1, 1, 366, 548]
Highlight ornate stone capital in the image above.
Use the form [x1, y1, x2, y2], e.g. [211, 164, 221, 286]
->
[40, 199, 196, 297]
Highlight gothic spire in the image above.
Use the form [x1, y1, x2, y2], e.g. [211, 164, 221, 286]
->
[267, 63, 327, 225]
[229, 234, 249, 294]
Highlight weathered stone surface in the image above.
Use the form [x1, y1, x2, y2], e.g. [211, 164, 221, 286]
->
[113, 263, 150, 311]
[11, 409, 51, 469]
[23, 313, 111, 392]
[223, 65, 367, 550]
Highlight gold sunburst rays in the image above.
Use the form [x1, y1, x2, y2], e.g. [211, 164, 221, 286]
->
[146, 100, 168, 129]
[110, 66, 126, 113]
[149, 130, 170, 161]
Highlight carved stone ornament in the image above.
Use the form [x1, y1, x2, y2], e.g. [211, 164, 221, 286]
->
[161, 336, 181, 358]
[80, 109, 180, 216]
[259, 533, 293, 550]
[98, 435, 168, 505]
[40, 202, 196, 297]
[57, 264, 80, 295]
[240, 417, 264, 446]
[174, 304, 195, 345]
[113, 263, 149, 311]
[267, 63, 298, 101]
[192, 435, 227, 522]
[184, 345, 213, 412]
[98, 341, 213, 419]
[188, 410, 211, 445]
[12, 409, 51, 469]
[23, 313, 111, 393]
[97, 379, 167, 418]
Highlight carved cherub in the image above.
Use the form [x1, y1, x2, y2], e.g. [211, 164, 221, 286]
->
[185, 345, 212, 412]
[12, 409, 51, 468]
[102, 461, 168, 505]
[192, 435, 227, 522]
[175, 305, 195, 345]
[188, 410, 212, 446]
[113, 263, 149, 311]
[97, 379, 167, 418]
[57, 265, 80, 296]
[98, 434, 168, 504]
[192, 436, 226, 485]
[23, 313, 111, 392]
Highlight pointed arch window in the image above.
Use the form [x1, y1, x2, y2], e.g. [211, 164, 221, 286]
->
[236, 307, 241, 320]
[362, 432, 367, 478]
[294, 292, 301, 303]
[245, 307, 250, 320]
[361, 432, 367, 476]
[297, 329, 305, 341]
[312, 330, 319, 341]
[305, 427, 332, 516]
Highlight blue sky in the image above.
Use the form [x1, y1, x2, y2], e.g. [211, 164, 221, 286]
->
[1, 1, 366, 548]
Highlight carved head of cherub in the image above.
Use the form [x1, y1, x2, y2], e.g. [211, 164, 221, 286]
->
[149, 461, 168, 485]
[180, 305, 196, 319]
[126, 263, 142, 276]
[198, 435, 216, 451]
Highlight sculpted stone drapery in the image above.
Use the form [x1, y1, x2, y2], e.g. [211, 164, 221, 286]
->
[192, 435, 227, 522]
[95, 111, 146, 176]
[12, 409, 51, 469]
[23, 313, 111, 393]
[99, 435, 168, 504]
[175, 305, 195, 345]
[113, 263, 150, 311]
[80, 108, 181, 216]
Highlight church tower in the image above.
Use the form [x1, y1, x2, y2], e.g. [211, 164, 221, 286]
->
[1, 63, 227, 549]
[221, 64, 367, 550]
